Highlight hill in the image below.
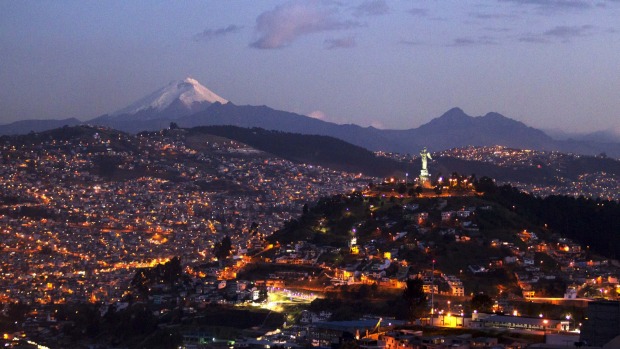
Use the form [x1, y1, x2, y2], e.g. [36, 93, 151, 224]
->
[481, 183, 620, 259]
[0, 118, 82, 135]
[4, 124, 620, 199]
[186, 126, 406, 178]
[266, 180, 619, 302]
[195, 125, 620, 193]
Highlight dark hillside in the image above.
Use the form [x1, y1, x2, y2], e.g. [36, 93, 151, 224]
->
[188, 126, 407, 177]
[482, 183, 620, 259]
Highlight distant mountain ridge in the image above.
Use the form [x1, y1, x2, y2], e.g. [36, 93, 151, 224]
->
[379, 107, 556, 152]
[0, 118, 82, 135]
[2, 78, 620, 157]
[545, 127, 620, 143]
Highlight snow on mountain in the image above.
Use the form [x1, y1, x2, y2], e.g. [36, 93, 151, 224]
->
[112, 77, 228, 115]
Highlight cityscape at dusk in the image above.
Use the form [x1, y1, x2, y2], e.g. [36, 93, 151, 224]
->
[1, 1, 620, 349]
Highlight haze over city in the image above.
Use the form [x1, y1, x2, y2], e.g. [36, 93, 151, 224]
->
[1, 0, 620, 134]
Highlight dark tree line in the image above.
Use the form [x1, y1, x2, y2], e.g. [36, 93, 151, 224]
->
[403, 278, 427, 320]
[131, 256, 185, 298]
[213, 235, 233, 263]
[477, 177, 620, 258]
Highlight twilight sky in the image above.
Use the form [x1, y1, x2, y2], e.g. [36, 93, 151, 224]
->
[1, 0, 619, 133]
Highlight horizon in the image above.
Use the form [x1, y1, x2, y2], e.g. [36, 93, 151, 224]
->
[1, 1, 620, 134]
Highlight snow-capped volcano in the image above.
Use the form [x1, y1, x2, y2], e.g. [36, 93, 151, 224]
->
[112, 77, 228, 116]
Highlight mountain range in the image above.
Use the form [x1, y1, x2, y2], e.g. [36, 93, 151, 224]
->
[2, 77, 620, 158]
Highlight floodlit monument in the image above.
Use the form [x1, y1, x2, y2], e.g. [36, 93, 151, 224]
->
[419, 147, 432, 187]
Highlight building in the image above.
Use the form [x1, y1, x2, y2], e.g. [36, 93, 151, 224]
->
[307, 318, 408, 347]
[471, 313, 563, 332]
[580, 300, 620, 347]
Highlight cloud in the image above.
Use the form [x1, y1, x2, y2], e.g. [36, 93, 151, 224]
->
[370, 120, 385, 129]
[518, 35, 550, 43]
[307, 110, 353, 124]
[483, 27, 513, 33]
[520, 24, 595, 43]
[250, 1, 361, 49]
[324, 36, 356, 49]
[470, 12, 516, 20]
[499, 0, 592, 12]
[399, 39, 424, 46]
[543, 24, 593, 39]
[194, 25, 242, 42]
[352, 0, 389, 17]
[407, 8, 428, 17]
[308, 110, 327, 120]
[449, 36, 498, 46]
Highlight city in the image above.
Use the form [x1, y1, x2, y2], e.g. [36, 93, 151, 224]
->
[0, 126, 370, 306]
[379, 145, 620, 201]
[1, 125, 619, 348]
[2, 2, 620, 347]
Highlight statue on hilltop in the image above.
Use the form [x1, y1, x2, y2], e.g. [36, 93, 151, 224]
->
[421, 148, 431, 172]
[419, 148, 432, 187]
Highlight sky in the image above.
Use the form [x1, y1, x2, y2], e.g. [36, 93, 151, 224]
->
[1, 0, 619, 134]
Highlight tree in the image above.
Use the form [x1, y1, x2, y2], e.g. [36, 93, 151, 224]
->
[403, 278, 427, 320]
[249, 221, 259, 234]
[6, 301, 29, 323]
[130, 257, 183, 297]
[339, 339, 360, 349]
[358, 284, 371, 299]
[258, 287, 268, 302]
[93, 155, 121, 177]
[214, 236, 233, 263]
[470, 293, 494, 312]
[415, 186, 423, 196]
[474, 176, 496, 194]
[163, 256, 183, 287]
[450, 172, 460, 188]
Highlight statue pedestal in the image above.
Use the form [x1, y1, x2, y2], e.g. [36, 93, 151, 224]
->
[419, 172, 432, 188]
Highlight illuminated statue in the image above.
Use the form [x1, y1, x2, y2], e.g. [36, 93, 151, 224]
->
[419, 147, 432, 185]
[420, 147, 432, 172]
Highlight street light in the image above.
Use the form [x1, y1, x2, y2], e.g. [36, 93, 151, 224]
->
[566, 315, 573, 331]
[431, 259, 435, 319]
